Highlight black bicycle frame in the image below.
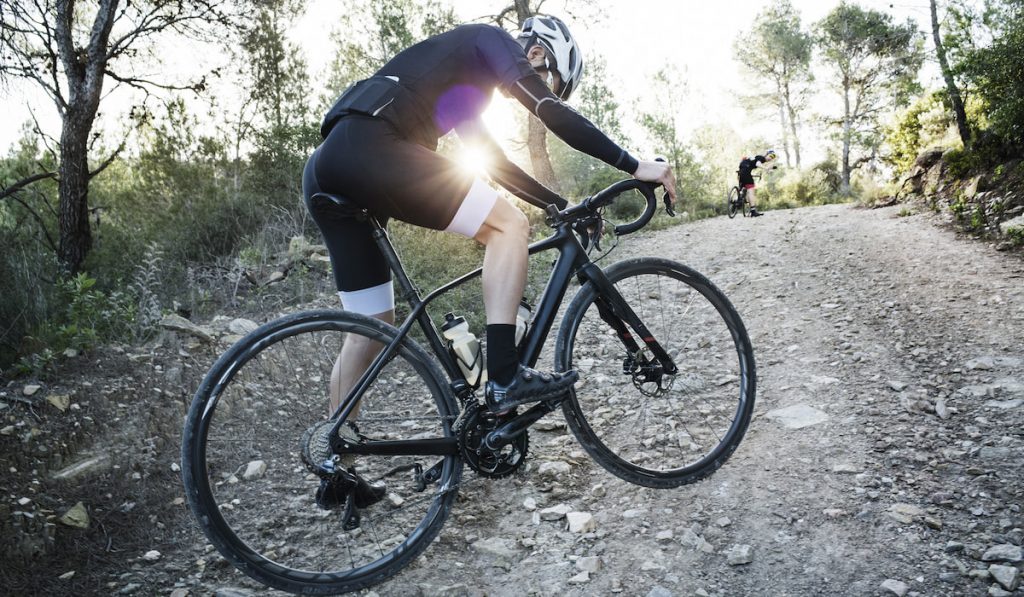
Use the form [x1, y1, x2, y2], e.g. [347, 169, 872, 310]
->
[328, 214, 677, 457]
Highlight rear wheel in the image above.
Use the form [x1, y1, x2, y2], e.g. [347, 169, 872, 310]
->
[555, 258, 755, 488]
[727, 187, 740, 219]
[742, 191, 751, 217]
[182, 310, 462, 595]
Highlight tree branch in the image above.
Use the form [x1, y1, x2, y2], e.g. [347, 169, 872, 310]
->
[0, 171, 57, 201]
[104, 68, 206, 93]
[10, 193, 58, 251]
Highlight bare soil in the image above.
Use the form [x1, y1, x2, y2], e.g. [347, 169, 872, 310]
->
[3, 203, 1023, 597]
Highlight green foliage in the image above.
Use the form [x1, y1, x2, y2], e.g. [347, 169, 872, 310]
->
[732, 0, 813, 166]
[14, 273, 135, 376]
[956, 0, 1024, 145]
[816, 2, 925, 189]
[885, 91, 957, 174]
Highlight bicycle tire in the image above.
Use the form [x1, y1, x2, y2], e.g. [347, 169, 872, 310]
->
[555, 258, 755, 489]
[182, 310, 462, 595]
[742, 191, 751, 217]
[727, 187, 740, 219]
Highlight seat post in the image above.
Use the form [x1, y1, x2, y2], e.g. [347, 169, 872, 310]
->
[369, 218, 421, 307]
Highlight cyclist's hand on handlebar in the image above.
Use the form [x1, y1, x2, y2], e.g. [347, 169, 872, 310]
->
[633, 160, 677, 206]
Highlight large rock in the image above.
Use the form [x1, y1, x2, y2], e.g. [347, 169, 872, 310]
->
[51, 454, 111, 481]
[765, 404, 828, 429]
[989, 565, 1020, 591]
[470, 537, 518, 561]
[159, 314, 215, 342]
[982, 544, 1023, 563]
[59, 502, 89, 529]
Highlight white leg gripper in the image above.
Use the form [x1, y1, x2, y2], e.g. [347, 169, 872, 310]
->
[444, 177, 498, 238]
[338, 281, 394, 315]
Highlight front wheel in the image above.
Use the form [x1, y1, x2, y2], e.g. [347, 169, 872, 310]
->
[727, 187, 740, 219]
[181, 310, 462, 595]
[555, 258, 756, 488]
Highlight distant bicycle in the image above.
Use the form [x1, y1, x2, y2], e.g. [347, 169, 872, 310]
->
[727, 172, 761, 219]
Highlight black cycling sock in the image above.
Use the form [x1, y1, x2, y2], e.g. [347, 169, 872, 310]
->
[486, 324, 518, 385]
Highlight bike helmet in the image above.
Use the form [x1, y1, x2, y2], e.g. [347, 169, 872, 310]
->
[517, 15, 584, 101]
[764, 149, 778, 161]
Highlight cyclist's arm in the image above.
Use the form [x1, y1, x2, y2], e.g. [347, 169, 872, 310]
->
[455, 118, 568, 210]
[508, 75, 639, 175]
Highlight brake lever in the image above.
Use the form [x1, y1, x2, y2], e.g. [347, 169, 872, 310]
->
[652, 156, 677, 218]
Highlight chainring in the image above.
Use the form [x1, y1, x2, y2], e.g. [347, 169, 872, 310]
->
[456, 402, 528, 478]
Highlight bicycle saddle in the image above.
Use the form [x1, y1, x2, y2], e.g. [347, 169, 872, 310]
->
[310, 192, 369, 218]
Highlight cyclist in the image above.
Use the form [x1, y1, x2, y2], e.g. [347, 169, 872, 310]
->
[736, 149, 777, 217]
[302, 15, 676, 509]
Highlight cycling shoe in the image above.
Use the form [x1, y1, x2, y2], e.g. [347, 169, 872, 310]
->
[485, 364, 578, 415]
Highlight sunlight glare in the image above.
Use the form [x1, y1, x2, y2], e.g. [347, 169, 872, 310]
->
[458, 145, 491, 175]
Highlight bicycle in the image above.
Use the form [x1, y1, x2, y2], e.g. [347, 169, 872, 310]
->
[181, 178, 757, 595]
[727, 172, 761, 219]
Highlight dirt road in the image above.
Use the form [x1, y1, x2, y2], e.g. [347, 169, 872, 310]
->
[5, 203, 1023, 596]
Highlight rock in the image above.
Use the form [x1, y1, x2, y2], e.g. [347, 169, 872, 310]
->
[887, 380, 908, 391]
[23, 384, 41, 396]
[58, 571, 75, 580]
[985, 398, 1024, 410]
[523, 497, 537, 511]
[142, 549, 161, 561]
[0, 425, 13, 436]
[832, 463, 862, 474]
[567, 511, 596, 533]
[537, 461, 571, 477]
[170, 589, 189, 597]
[989, 564, 1020, 591]
[51, 454, 111, 481]
[655, 529, 675, 542]
[887, 503, 924, 524]
[265, 271, 286, 285]
[646, 587, 673, 597]
[641, 559, 665, 571]
[59, 501, 89, 529]
[470, 537, 518, 561]
[823, 508, 846, 518]
[46, 394, 70, 412]
[935, 398, 951, 419]
[568, 571, 590, 584]
[622, 509, 647, 519]
[978, 447, 1012, 461]
[726, 544, 753, 566]
[539, 504, 572, 521]
[880, 578, 909, 596]
[387, 493, 404, 507]
[227, 318, 258, 335]
[159, 314, 215, 342]
[999, 214, 1024, 237]
[242, 460, 267, 480]
[17, 497, 30, 506]
[765, 404, 828, 429]
[982, 544, 1023, 563]
[715, 517, 731, 527]
[213, 588, 255, 597]
[577, 556, 601, 573]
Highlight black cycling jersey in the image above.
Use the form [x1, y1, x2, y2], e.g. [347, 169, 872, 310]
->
[738, 155, 767, 185]
[320, 23, 638, 209]
[309, 23, 640, 295]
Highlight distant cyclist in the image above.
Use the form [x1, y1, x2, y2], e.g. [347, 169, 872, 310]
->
[302, 16, 676, 508]
[737, 150, 777, 217]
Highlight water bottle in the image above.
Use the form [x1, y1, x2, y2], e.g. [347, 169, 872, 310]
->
[515, 299, 532, 347]
[441, 313, 484, 387]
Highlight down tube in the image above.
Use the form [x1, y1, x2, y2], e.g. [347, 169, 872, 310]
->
[519, 229, 586, 368]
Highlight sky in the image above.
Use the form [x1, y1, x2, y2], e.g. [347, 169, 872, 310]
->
[1, 0, 944, 165]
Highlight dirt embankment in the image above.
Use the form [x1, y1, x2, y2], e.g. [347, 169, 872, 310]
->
[2, 203, 1023, 596]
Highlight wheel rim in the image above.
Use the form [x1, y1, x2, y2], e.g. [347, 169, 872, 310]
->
[563, 263, 753, 480]
[185, 315, 460, 590]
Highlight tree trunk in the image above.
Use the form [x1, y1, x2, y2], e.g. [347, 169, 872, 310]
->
[513, 0, 558, 190]
[783, 82, 802, 167]
[57, 115, 93, 274]
[778, 99, 791, 167]
[930, 0, 971, 148]
[841, 75, 852, 194]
